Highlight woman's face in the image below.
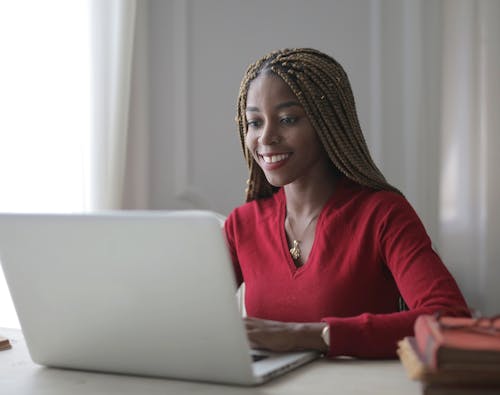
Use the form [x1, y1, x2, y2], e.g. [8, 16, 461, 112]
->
[245, 72, 331, 188]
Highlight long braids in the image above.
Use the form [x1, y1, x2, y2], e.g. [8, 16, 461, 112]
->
[237, 48, 401, 202]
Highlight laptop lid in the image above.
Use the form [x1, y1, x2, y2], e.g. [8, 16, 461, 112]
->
[0, 211, 317, 385]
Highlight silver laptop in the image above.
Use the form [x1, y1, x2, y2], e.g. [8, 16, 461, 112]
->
[0, 211, 319, 385]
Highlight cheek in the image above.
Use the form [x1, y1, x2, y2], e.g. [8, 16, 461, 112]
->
[245, 131, 255, 151]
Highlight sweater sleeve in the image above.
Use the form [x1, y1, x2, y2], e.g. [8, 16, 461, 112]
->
[322, 194, 468, 358]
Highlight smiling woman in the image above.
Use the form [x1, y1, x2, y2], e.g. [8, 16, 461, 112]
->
[244, 73, 333, 191]
[225, 48, 469, 358]
[0, 1, 92, 328]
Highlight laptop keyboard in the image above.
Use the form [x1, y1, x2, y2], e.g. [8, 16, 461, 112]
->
[251, 354, 269, 362]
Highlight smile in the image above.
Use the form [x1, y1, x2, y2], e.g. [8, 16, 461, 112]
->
[259, 153, 291, 164]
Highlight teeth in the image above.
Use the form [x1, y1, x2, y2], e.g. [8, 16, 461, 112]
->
[262, 154, 289, 163]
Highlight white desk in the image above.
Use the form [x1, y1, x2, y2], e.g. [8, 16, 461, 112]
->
[0, 328, 421, 394]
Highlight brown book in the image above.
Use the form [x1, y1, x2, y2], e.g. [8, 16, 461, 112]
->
[422, 383, 500, 395]
[414, 314, 500, 371]
[0, 335, 12, 351]
[397, 337, 500, 385]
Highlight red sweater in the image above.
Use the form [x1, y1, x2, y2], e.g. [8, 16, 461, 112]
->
[224, 177, 468, 358]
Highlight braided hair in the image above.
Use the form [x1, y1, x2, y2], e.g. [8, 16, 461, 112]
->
[236, 48, 401, 202]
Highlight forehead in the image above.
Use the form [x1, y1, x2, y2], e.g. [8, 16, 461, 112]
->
[246, 73, 298, 109]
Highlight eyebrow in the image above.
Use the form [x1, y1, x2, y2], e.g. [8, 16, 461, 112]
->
[246, 100, 301, 112]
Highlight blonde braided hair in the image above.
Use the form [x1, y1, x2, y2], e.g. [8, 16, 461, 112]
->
[237, 48, 401, 202]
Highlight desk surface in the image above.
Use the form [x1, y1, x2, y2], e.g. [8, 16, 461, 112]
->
[0, 328, 421, 395]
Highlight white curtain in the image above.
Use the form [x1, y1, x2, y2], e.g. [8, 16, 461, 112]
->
[439, 0, 500, 315]
[0, 0, 93, 329]
[87, 0, 141, 210]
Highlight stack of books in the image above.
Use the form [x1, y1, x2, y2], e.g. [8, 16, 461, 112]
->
[398, 314, 500, 395]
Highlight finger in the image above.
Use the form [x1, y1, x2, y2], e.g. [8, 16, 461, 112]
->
[243, 317, 263, 330]
[246, 332, 265, 349]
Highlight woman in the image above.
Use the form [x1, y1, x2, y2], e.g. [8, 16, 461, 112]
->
[224, 48, 468, 358]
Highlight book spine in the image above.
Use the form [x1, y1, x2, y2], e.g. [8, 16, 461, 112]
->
[0, 335, 12, 351]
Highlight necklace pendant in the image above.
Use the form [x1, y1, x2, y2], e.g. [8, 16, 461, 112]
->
[289, 240, 301, 260]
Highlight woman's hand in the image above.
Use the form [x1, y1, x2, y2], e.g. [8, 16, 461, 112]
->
[244, 317, 329, 353]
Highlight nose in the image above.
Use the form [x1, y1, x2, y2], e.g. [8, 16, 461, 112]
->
[258, 121, 281, 145]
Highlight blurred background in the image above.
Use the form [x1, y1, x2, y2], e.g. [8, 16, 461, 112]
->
[1, 0, 499, 327]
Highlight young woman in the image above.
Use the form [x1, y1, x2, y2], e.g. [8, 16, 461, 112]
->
[224, 48, 468, 358]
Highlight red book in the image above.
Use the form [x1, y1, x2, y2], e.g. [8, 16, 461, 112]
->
[414, 314, 500, 371]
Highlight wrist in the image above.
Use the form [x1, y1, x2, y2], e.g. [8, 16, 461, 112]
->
[293, 322, 330, 352]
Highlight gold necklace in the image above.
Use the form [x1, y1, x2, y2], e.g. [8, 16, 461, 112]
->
[286, 213, 320, 260]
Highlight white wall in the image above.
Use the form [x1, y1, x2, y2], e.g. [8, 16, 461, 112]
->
[145, 0, 441, 226]
[141, 0, 496, 309]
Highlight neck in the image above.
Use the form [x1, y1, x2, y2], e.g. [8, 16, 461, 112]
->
[284, 173, 340, 220]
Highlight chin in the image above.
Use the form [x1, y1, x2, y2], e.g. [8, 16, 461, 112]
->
[264, 175, 291, 188]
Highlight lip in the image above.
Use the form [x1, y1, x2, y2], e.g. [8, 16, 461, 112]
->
[256, 151, 292, 170]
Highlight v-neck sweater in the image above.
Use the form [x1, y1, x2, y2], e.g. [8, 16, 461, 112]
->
[224, 177, 468, 358]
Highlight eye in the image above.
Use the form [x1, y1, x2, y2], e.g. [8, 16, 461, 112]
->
[280, 116, 297, 125]
[246, 119, 261, 129]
